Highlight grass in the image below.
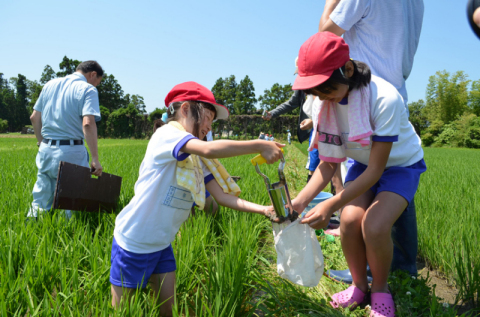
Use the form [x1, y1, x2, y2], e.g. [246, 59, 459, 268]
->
[0, 137, 476, 316]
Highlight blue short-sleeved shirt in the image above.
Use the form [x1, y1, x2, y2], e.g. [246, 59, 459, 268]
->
[34, 72, 101, 140]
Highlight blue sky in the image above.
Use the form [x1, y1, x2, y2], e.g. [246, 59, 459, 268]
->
[1, 0, 479, 113]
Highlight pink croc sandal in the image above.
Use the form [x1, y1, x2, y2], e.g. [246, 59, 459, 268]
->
[330, 285, 367, 309]
[370, 292, 395, 317]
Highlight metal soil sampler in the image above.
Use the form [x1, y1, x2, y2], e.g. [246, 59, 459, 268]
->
[251, 149, 299, 223]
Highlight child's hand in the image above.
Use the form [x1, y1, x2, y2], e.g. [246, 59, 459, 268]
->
[260, 142, 285, 164]
[291, 198, 306, 214]
[263, 206, 281, 223]
[300, 200, 333, 229]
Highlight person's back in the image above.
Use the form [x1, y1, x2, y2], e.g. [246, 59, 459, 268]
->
[39, 73, 100, 140]
[328, 0, 424, 105]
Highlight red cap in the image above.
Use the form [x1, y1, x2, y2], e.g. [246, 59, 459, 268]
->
[164, 81, 229, 120]
[292, 32, 350, 90]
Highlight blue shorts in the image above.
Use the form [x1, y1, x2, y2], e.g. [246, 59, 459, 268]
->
[110, 237, 176, 288]
[345, 159, 426, 204]
[306, 129, 320, 171]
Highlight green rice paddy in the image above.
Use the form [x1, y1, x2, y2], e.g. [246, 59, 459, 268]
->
[0, 137, 477, 316]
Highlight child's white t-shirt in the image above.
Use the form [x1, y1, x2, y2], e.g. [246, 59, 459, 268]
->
[114, 124, 212, 254]
[335, 75, 423, 168]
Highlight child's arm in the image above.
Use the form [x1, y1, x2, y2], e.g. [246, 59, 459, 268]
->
[206, 179, 276, 219]
[181, 139, 284, 164]
[296, 141, 392, 229]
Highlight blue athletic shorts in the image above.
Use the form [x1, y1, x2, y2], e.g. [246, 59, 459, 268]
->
[110, 237, 176, 288]
[345, 159, 426, 204]
[306, 129, 320, 171]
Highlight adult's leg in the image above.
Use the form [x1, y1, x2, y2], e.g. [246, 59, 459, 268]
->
[362, 191, 408, 293]
[391, 197, 418, 275]
[340, 184, 375, 293]
[29, 145, 55, 217]
[149, 272, 176, 317]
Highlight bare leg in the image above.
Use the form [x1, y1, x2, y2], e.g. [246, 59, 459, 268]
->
[340, 184, 374, 294]
[149, 272, 176, 317]
[362, 192, 407, 293]
[331, 164, 344, 193]
[111, 284, 136, 309]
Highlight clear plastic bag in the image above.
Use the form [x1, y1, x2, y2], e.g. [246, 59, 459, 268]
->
[272, 219, 324, 287]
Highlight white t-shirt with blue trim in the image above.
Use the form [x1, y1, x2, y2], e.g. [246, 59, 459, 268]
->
[335, 76, 423, 168]
[114, 124, 212, 254]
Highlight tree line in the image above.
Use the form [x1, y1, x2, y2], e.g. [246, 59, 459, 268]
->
[2, 60, 480, 148]
[0, 56, 148, 133]
[408, 70, 480, 148]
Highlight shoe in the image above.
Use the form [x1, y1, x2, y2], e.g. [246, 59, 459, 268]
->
[330, 285, 368, 309]
[370, 292, 395, 316]
[326, 268, 373, 284]
[324, 229, 340, 237]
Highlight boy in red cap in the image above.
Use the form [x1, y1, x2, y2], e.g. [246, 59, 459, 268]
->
[110, 81, 284, 315]
[291, 32, 426, 317]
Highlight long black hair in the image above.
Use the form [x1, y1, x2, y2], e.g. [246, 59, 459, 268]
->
[303, 60, 371, 95]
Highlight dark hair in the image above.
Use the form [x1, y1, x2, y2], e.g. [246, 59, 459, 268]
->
[303, 60, 371, 95]
[76, 61, 104, 77]
[167, 101, 217, 138]
[153, 119, 164, 132]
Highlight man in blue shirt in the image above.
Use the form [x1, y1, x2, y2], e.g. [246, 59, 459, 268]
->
[28, 60, 104, 219]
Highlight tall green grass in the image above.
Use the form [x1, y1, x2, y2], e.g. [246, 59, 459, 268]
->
[0, 138, 474, 315]
[417, 148, 480, 307]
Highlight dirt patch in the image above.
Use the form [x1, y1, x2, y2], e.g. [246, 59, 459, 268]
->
[0, 133, 35, 138]
[417, 260, 476, 315]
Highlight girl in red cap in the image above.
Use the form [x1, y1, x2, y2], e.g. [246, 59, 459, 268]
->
[291, 32, 426, 317]
[110, 81, 283, 315]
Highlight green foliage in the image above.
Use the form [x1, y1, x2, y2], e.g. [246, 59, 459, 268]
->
[425, 70, 470, 125]
[408, 99, 428, 136]
[124, 94, 146, 114]
[469, 80, 480, 116]
[147, 107, 166, 122]
[258, 83, 294, 112]
[40, 65, 56, 84]
[0, 118, 8, 132]
[96, 74, 125, 112]
[106, 104, 140, 138]
[212, 115, 298, 140]
[0, 139, 477, 315]
[233, 75, 257, 114]
[26, 80, 43, 114]
[416, 147, 480, 310]
[56, 56, 81, 77]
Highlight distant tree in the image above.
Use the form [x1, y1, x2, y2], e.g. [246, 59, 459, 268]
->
[223, 75, 237, 114]
[233, 75, 257, 114]
[211, 78, 226, 106]
[15, 74, 30, 129]
[425, 70, 470, 125]
[0, 119, 8, 132]
[408, 99, 428, 136]
[130, 94, 146, 114]
[148, 107, 166, 122]
[107, 103, 140, 138]
[469, 79, 480, 117]
[56, 56, 81, 77]
[97, 106, 111, 138]
[96, 74, 125, 112]
[27, 80, 43, 114]
[40, 65, 56, 84]
[258, 83, 294, 112]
